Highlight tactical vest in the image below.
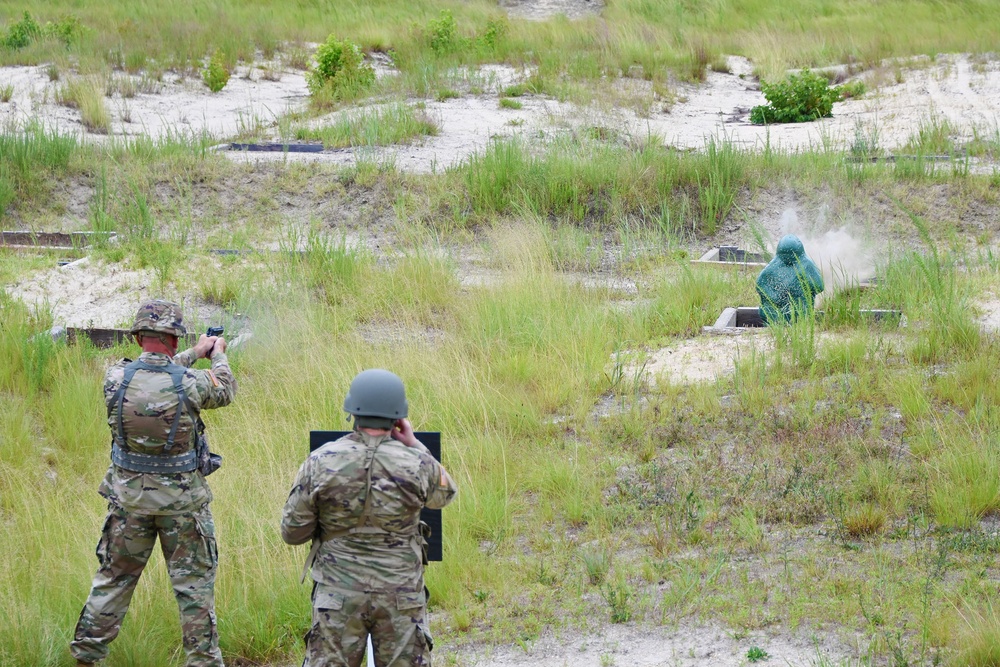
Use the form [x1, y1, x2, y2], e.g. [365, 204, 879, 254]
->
[301, 435, 428, 582]
[108, 359, 204, 474]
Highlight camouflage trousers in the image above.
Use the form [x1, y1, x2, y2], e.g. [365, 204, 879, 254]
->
[70, 504, 223, 666]
[304, 584, 432, 667]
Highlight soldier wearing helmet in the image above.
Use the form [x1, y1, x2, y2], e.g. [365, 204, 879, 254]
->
[282, 369, 457, 667]
[71, 299, 237, 667]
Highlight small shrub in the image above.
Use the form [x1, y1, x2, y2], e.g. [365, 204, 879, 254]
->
[427, 10, 461, 55]
[747, 646, 770, 662]
[750, 69, 839, 124]
[503, 84, 526, 97]
[307, 35, 374, 101]
[1, 12, 81, 50]
[600, 580, 634, 623]
[499, 98, 521, 110]
[202, 50, 231, 93]
[2, 11, 41, 50]
[0, 83, 12, 102]
[477, 18, 508, 52]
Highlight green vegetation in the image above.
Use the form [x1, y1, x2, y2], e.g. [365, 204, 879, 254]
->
[292, 103, 438, 148]
[1, 1, 998, 85]
[307, 35, 375, 107]
[202, 49, 230, 93]
[3, 1, 1000, 664]
[750, 69, 839, 124]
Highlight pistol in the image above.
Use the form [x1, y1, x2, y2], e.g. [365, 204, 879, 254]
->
[206, 326, 224, 337]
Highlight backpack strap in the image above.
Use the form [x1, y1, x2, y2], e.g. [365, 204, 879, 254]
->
[109, 359, 199, 472]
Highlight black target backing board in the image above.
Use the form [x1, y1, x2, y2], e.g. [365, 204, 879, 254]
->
[309, 431, 442, 562]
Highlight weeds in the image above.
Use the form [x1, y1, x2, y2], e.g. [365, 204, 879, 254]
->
[202, 49, 231, 93]
[293, 103, 436, 148]
[307, 35, 374, 107]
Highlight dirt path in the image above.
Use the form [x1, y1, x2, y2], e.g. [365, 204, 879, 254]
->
[446, 621, 853, 666]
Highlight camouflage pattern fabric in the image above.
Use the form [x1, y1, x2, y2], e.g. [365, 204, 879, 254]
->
[71, 505, 221, 666]
[71, 345, 236, 665]
[130, 299, 187, 336]
[306, 584, 431, 667]
[99, 349, 236, 515]
[282, 431, 457, 665]
[756, 234, 825, 324]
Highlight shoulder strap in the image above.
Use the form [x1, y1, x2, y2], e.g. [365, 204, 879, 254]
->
[354, 439, 384, 529]
[110, 360, 194, 454]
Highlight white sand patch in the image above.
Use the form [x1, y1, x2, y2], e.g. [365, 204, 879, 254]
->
[976, 298, 1000, 332]
[3, 55, 999, 172]
[222, 54, 1000, 172]
[227, 94, 574, 173]
[7, 257, 154, 327]
[638, 333, 772, 385]
[453, 621, 852, 666]
[0, 63, 309, 140]
[5, 257, 223, 328]
[500, 0, 602, 20]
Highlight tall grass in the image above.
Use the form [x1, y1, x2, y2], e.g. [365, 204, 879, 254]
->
[2, 1, 998, 85]
[457, 135, 753, 229]
[293, 103, 438, 148]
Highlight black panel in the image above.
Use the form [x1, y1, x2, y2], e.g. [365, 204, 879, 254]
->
[309, 431, 443, 562]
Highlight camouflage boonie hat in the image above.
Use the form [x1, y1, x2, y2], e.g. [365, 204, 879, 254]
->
[130, 299, 186, 336]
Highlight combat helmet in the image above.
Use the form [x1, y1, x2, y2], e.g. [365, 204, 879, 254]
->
[130, 299, 187, 337]
[344, 369, 408, 430]
[775, 235, 806, 265]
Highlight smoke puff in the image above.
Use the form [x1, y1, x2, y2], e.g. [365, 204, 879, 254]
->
[776, 209, 876, 291]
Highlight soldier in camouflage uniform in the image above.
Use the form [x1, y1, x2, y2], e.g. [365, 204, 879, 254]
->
[282, 369, 457, 667]
[71, 300, 237, 667]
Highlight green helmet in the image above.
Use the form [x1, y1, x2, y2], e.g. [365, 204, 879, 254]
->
[130, 299, 187, 337]
[344, 369, 408, 429]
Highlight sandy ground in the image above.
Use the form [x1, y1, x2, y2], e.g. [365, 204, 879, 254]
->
[6, 256, 224, 328]
[638, 332, 772, 386]
[3, 54, 999, 173]
[0, 62, 310, 140]
[500, 0, 602, 21]
[223, 53, 1000, 173]
[451, 621, 854, 667]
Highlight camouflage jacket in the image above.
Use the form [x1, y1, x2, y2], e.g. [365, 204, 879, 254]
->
[99, 348, 236, 515]
[281, 431, 457, 592]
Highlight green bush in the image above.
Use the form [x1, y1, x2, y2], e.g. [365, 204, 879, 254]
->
[750, 69, 838, 124]
[307, 35, 374, 99]
[427, 10, 461, 55]
[202, 50, 230, 93]
[2, 11, 40, 49]
[1, 11, 82, 50]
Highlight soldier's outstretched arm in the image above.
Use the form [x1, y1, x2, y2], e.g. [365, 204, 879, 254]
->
[281, 459, 318, 545]
[176, 339, 237, 410]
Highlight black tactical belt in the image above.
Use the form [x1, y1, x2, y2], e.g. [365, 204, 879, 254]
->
[111, 442, 198, 474]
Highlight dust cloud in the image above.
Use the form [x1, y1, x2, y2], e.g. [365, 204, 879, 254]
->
[776, 209, 877, 291]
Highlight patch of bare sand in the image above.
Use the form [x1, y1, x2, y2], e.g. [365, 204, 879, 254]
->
[226, 54, 1000, 173]
[500, 0, 602, 20]
[639, 333, 772, 385]
[976, 297, 1000, 332]
[5, 54, 999, 175]
[450, 621, 851, 666]
[0, 63, 309, 140]
[227, 93, 574, 173]
[5, 257, 224, 328]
